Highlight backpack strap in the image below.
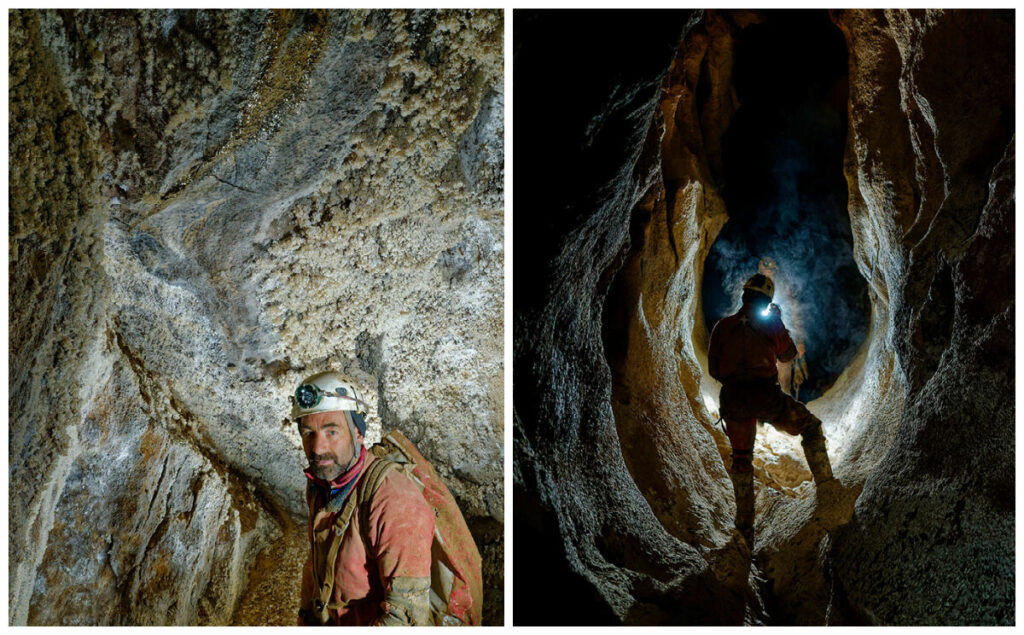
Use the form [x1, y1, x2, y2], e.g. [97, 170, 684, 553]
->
[311, 458, 401, 624]
[312, 482, 360, 624]
[357, 459, 402, 555]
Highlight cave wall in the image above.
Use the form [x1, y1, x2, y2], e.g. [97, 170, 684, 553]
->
[826, 9, 1014, 625]
[513, 11, 750, 625]
[514, 8, 1012, 626]
[9, 9, 504, 625]
[604, 9, 740, 555]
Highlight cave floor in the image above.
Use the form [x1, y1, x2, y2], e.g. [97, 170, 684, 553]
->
[230, 515, 307, 625]
[734, 474, 862, 625]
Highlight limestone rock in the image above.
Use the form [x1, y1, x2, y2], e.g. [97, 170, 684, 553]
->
[825, 9, 1013, 625]
[10, 9, 503, 625]
[514, 10, 750, 625]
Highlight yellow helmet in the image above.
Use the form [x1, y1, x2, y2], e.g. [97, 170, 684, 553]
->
[743, 273, 774, 300]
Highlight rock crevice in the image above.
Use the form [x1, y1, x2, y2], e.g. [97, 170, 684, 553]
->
[514, 8, 1012, 625]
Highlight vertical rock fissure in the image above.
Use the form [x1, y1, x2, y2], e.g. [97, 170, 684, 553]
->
[603, 10, 889, 624]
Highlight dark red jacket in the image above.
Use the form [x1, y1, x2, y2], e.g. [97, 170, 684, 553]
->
[708, 306, 797, 382]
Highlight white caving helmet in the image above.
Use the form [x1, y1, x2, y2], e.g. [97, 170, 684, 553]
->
[743, 273, 775, 301]
[290, 372, 370, 442]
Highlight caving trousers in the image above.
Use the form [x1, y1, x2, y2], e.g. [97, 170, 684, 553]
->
[719, 376, 834, 482]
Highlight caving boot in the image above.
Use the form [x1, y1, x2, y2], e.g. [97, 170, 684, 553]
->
[730, 471, 755, 547]
[801, 421, 857, 526]
[800, 420, 834, 485]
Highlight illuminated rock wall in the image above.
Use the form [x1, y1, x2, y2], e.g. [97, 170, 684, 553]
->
[826, 9, 1013, 624]
[9, 9, 503, 625]
[514, 8, 1012, 625]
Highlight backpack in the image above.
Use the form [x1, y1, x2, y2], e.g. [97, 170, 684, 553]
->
[310, 430, 483, 626]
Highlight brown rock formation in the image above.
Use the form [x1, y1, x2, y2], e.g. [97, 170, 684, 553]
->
[826, 9, 1014, 625]
[514, 8, 1012, 625]
[514, 10, 747, 625]
[10, 9, 503, 625]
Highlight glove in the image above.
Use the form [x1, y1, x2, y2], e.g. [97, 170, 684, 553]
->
[376, 577, 431, 626]
[764, 303, 785, 334]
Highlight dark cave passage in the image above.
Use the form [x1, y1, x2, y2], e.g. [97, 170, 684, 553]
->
[702, 10, 869, 403]
[514, 8, 1013, 627]
[600, 13, 873, 544]
[591, 12, 881, 626]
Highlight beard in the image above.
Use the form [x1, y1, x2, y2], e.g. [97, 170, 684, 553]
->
[308, 452, 345, 481]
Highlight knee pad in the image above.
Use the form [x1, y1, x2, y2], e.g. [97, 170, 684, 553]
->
[800, 418, 824, 443]
[730, 449, 753, 473]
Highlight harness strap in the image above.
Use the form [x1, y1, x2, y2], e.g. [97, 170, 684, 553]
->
[313, 483, 360, 624]
[357, 459, 402, 554]
[311, 458, 402, 625]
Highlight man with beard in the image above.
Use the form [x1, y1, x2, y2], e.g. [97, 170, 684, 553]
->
[293, 372, 434, 626]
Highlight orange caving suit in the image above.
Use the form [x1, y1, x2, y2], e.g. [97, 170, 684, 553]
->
[707, 307, 819, 473]
[300, 454, 435, 625]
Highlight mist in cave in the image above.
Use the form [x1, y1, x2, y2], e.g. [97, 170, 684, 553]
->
[514, 8, 1013, 626]
[702, 10, 869, 402]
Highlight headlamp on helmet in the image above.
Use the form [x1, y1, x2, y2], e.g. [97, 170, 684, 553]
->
[289, 372, 368, 422]
[294, 383, 348, 409]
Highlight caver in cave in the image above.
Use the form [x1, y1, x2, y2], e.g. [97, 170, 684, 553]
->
[708, 273, 848, 548]
[293, 372, 482, 626]
[9, 9, 503, 627]
[514, 8, 1012, 626]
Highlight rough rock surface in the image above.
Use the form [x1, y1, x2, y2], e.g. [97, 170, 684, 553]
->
[514, 11, 748, 626]
[824, 9, 1014, 625]
[10, 9, 503, 625]
[514, 8, 1012, 625]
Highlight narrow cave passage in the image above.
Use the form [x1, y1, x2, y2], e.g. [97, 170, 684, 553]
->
[703, 10, 868, 404]
[600, 10, 882, 623]
[696, 11, 872, 509]
[516, 8, 1013, 626]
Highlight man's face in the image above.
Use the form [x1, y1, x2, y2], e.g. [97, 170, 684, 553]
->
[299, 411, 363, 482]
